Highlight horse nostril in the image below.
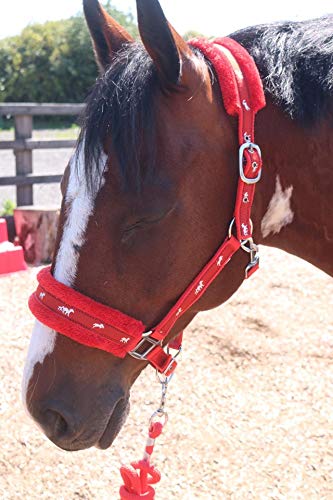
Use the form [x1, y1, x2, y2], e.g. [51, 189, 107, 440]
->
[43, 408, 69, 438]
[36, 404, 77, 444]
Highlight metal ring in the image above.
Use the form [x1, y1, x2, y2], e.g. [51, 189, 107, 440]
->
[241, 237, 258, 254]
[150, 409, 168, 427]
[228, 217, 235, 238]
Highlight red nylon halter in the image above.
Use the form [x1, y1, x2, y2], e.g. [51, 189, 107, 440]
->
[29, 37, 266, 376]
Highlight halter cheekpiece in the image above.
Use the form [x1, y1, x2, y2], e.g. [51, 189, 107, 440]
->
[29, 37, 266, 376]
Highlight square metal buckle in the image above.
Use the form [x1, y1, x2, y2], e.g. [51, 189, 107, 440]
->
[239, 142, 262, 184]
[129, 331, 161, 361]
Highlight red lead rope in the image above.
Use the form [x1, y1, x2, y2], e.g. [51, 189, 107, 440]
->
[119, 421, 163, 499]
[119, 373, 171, 499]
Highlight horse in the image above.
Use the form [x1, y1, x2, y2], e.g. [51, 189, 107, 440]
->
[23, 0, 332, 461]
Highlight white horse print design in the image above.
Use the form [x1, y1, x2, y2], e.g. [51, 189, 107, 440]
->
[176, 307, 182, 317]
[241, 223, 249, 236]
[120, 337, 130, 344]
[58, 306, 74, 317]
[195, 281, 205, 295]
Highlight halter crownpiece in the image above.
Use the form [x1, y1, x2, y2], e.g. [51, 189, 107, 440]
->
[29, 37, 265, 377]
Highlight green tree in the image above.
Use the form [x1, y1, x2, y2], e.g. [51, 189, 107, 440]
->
[0, 2, 138, 104]
[183, 30, 205, 41]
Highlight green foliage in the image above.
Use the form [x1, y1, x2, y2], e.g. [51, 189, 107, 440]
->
[183, 30, 206, 41]
[1, 199, 15, 216]
[0, 2, 138, 104]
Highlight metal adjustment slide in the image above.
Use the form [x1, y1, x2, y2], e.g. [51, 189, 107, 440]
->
[129, 331, 162, 361]
[129, 332, 182, 375]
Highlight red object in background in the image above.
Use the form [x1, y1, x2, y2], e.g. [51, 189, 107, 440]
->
[0, 218, 8, 243]
[0, 218, 27, 275]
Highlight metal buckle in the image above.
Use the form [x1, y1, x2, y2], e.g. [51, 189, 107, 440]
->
[129, 331, 162, 361]
[239, 142, 262, 184]
[129, 330, 182, 377]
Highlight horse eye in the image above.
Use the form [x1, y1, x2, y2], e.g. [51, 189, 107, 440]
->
[121, 222, 144, 244]
[121, 205, 176, 243]
[121, 212, 167, 243]
[123, 218, 152, 236]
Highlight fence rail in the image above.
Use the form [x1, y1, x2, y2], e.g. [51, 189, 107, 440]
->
[0, 139, 77, 151]
[0, 103, 84, 206]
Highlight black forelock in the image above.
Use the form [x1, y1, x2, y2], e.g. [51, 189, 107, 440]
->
[78, 43, 159, 192]
[77, 43, 210, 193]
[230, 15, 333, 124]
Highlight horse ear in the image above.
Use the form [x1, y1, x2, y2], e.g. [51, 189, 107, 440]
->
[83, 0, 134, 71]
[136, 0, 193, 87]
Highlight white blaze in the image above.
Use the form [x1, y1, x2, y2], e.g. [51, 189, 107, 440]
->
[22, 320, 57, 409]
[261, 175, 294, 238]
[22, 142, 106, 407]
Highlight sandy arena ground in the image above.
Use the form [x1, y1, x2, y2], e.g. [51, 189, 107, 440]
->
[0, 245, 332, 499]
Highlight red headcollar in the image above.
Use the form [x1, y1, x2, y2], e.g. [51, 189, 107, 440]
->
[29, 37, 266, 376]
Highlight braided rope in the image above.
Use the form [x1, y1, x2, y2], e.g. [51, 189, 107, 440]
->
[119, 421, 164, 499]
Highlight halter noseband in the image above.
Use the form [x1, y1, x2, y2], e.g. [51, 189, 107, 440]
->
[29, 37, 266, 376]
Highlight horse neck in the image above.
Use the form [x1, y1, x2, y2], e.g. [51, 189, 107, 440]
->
[252, 98, 333, 277]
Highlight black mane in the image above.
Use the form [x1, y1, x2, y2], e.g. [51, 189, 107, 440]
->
[80, 16, 333, 190]
[230, 15, 333, 124]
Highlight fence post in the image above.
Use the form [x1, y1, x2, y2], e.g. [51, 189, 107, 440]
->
[14, 114, 33, 206]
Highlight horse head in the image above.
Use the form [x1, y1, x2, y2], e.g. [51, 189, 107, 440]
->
[23, 0, 250, 451]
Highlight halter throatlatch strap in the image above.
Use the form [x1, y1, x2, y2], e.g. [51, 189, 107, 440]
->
[28, 37, 265, 376]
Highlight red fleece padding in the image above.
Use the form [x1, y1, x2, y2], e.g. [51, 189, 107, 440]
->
[29, 295, 134, 357]
[214, 37, 266, 113]
[189, 38, 265, 116]
[37, 267, 145, 333]
[28, 266, 146, 357]
[190, 38, 240, 116]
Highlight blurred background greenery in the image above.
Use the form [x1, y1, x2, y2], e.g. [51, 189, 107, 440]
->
[0, 1, 203, 128]
[0, 2, 137, 104]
